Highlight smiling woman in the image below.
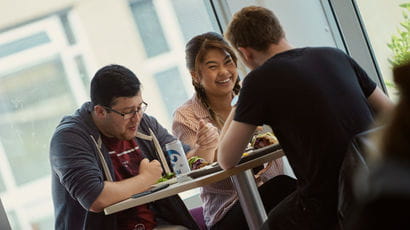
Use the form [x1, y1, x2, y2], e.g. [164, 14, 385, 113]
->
[171, 32, 296, 230]
[178, 32, 241, 130]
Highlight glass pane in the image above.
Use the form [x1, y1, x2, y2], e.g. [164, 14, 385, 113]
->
[30, 215, 53, 230]
[7, 211, 21, 230]
[0, 0, 219, 228]
[0, 173, 5, 192]
[0, 32, 50, 58]
[356, 0, 409, 100]
[74, 55, 90, 96]
[130, 0, 170, 57]
[154, 67, 188, 118]
[60, 13, 77, 45]
[0, 57, 76, 185]
[172, 0, 219, 42]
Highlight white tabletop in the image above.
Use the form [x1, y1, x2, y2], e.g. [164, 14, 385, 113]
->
[104, 145, 284, 215]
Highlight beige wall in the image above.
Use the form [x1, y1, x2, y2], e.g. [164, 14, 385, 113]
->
[74, 0, 146, 69]
[0, 0, 74, 29]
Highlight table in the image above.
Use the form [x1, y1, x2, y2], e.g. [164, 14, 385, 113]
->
[104, 145, 284, 229]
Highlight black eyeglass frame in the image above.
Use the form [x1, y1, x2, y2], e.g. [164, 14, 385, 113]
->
[103, 101, 148, 120]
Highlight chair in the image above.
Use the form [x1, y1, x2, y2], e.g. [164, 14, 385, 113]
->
[189, 206, 206, 230]
[337, 127, 383, 229]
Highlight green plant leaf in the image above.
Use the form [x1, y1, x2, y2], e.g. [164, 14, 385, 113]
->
[387, 2, 410, 70]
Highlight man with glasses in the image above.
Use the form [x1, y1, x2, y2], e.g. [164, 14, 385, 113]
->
[50, 64, 218, 230]
[102, 101, 147, 120]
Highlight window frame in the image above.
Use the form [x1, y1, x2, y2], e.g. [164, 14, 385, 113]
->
[0, 12, 93, 229]
[208, 0, 388, 94]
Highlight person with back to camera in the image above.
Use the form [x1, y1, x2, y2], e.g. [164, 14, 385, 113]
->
[218, 6, 394, 230]
[49, 64, 218, 230]
[172, 32, 297, 230]
[348, 61, 410, 230]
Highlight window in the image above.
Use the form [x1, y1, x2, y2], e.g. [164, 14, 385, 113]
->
[0, 32, 50, 58]
[171, 0, 219, 42]
[0, 12, 91, 229]
[0, 174, 5, 193]
[0, 57, 74, 185]
[355, 0, 409, 100]
[74, 55, 90, 96]
[128, 0, 218, 128]
[154, 67, 188, 118]
[7, 211, 20, 230]
[0, 0, 219, 228]
[130, 0, 170, 57]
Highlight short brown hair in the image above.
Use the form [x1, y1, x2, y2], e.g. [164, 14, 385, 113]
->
[225, 6, 284, 51]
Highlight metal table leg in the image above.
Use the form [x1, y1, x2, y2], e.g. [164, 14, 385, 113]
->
[231, 169, 267, 229]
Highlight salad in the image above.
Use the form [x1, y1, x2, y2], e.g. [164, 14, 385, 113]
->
[188, 156, 209, 170]
[157, 172, 175, 183]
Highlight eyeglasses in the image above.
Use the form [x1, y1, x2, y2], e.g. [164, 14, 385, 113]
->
[103, 102, 148, 120]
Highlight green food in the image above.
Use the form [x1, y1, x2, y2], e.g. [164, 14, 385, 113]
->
[157, 172, 175, 183]
[188, 156, 201, 166]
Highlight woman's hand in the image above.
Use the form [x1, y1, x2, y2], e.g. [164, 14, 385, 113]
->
[189, 119, 219, 162]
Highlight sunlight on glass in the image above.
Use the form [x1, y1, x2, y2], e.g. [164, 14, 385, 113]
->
[0, 0, 217, 229]
[356, 0, 410, 101]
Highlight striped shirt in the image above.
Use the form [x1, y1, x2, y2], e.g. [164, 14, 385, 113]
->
[172, 94, 284, 228]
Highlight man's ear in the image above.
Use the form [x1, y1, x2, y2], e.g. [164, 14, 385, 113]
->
[237, 47, 252, 63]
[94, 105, 106, 117]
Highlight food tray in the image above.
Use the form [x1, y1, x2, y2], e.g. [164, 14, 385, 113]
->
[186, 144, 282, 179]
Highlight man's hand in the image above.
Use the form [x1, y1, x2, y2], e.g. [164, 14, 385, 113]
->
[90, 158, 163, 212]
[139, 158, 163, 185]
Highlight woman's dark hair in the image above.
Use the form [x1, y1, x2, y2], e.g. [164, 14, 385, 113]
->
[90, 64, 141, 107]
[185, 32, 240, 128]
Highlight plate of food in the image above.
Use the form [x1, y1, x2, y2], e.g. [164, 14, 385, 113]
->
[186, 157, 221, 179]
[251, 132, 278, 149]
[240, 132, 281, 163]
[186, 132, 282, 179]
[188, 156, 211, 170]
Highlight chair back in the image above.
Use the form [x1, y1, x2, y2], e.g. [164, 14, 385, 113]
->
[338, 127, 383, 229]
[189, 206, 206, 230]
